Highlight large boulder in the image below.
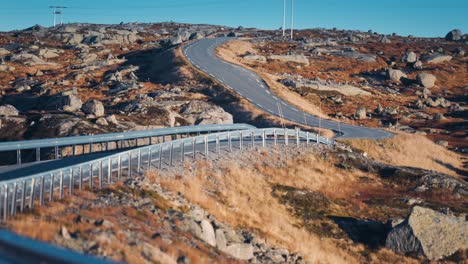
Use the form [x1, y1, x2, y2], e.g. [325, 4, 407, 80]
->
[37, 48, 62, 59]
[223, 243, 254, 260]
[0, 105, 19, 116]
[386, 206, 467, 260]
[445, 29, 462, 41]
[82, 100, 105, 117]
[421, 53, 452, 64]
[47, 91, 83, 112]
[387, 69, 407, 82]
[417, 73, 437, 88]
[181, 101, 233, 125]
[268, 54, 310, 65]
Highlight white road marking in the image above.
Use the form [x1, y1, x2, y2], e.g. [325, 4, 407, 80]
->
[265, 90, 270, 94]
[257, 104, 263, 108]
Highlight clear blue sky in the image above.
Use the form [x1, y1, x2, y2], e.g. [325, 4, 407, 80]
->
[0, 0, 466, 37]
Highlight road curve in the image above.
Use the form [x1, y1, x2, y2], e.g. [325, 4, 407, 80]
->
[183, 37, 393, 139]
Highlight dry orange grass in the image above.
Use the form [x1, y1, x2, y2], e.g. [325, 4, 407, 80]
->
[341, 133, 465, 177]
[158, 151, 367, 263]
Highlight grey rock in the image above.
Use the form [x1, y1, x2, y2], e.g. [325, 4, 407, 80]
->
[445, 29, 463, 41]
[82, 100, 105, 117]
[223, 243, 254, 260]
[268, 54, 310, 65]
[417, 73, 436, 88]
[105, 115, 118, 124]
[0, 64, 15, 72]
[51, 94, 83, 112]
[355, 108, 367, 119]
[181, 101, 233, 125]
[386, 206, 468, 260]
[0, 48, 11, 56]
[387, 69, 407, 82]
[413, 60, 423, 69]
[200, 220, 216, 247]
[215, 229, 227, 250]
[0, 105, 19, 116]
[380, 35, 391, 43]
[38, 48, 62, 59]
[95, 117, 108, 126]
[433, 113, 445, 121]
[402, 51, 417, 63]
[421, 53, 452, 64]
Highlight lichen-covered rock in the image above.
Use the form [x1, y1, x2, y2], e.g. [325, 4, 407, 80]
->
[386, 206, 468, 260]
[387, 69, 407, 82]
[181, 101, 233, 125]
[417, 73, 436, 88]
[82, 99, 105, 117]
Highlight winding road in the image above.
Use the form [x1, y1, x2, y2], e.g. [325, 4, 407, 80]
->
[183, 37, 393, 139]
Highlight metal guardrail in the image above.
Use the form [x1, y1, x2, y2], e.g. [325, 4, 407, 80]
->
[0, 128, 332, 222]
[0, 124, 256, 165]
[0, 229, 114, 264]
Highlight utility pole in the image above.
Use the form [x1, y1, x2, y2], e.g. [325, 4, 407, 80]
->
[290, 0, 294, 40]
[50, 6, 67, 27]
[282, 0, 286, 37]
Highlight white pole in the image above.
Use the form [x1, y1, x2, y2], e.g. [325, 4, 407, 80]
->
[290, 0, 294, 40]
[53, 8, 56, 27]
[282, 0, 286, 37]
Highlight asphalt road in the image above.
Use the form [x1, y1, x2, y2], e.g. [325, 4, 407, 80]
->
[183, 37, 394, 139]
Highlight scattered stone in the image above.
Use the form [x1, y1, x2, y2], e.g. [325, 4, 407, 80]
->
[105, 115, 118, 125]
[61, 226, 72, 240]
[380, 35, 391, 44]
[387, 69, 407, 82]
[452, 47, 465, 57]
[417, 73, 436, 88]
[402, 51, 417, 63]
[95, 117, 108, 126]
[355, 108, 367, 119]
[268, 54, 310, 65]
[413, 60, 423, 69]
[433, 113, 445, 121]
[0, 64, 15, 72]
[224, 243, 254, 260]
[82, 100, 105, 117]
[200, 220, 216, 247]
[386, 206, 468, 260]
[436, 140, 449, 148]
[0, 105, 19, 116]
[243, 54, 267, 63]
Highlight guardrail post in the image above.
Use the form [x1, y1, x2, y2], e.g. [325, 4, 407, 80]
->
[262, 130, 266, 147]
[39, 176, 45, 206]
[216, 135, 220, 155]
[316, 134, 319, 144]
[29, 178, 35, 209]
[306, 132, 310, 145]
[137, 149, 142, 174]
[3, 185, 8, 221]
[228, 132, 232, 152]
[79, 166, 83, 191]
[20, 181, 26, 212]
[17, 149, 21, 165]
[181, 141, 185, 163]
[72, 145, 76, 156]
[69, 168, 74, 196]
[170, 142, 174, 166]
[98, 161, 103, 189]
[296, 129, 300, 147]
[107, 158, 111, 184]
[192, 138, 196, 159]
[274, 129, 277, 145]
[239, 131, 243, 151]
[89, 164, 93, 190]
[251, 131, 255, 147]
[117, 156, 122, 180]
[11, 183, 17, 216]
[204, 136, 208, 158]
[55, 146, 59, 159]
[147, 148, 152, 170]
[59, 171, 64, 200]
[88, 143, 92, 154]
[158, 145, 163, 169]
[128, 153, 132, 178]
[49, 174, 54, 202]
[36, 148, 40, 162]
[285, 130, 288, 146]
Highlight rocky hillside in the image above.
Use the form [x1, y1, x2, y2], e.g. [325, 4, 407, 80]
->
[0, 23, 467, 263]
